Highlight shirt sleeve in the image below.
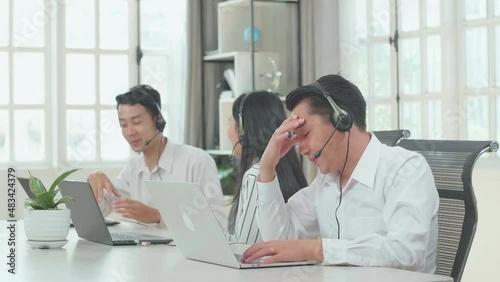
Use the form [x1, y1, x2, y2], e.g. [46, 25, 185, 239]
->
[322, 154, 439, 271]
[256, 175, 320, 241]
[234, 167, 261, 244]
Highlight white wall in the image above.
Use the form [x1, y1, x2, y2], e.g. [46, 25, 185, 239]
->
[462, 158, 500, 282]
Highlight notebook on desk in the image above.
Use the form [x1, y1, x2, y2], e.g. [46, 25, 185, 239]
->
[145, 180, 316, 269]
[58, 180, 172, 246]
[17, 176, 120, 227]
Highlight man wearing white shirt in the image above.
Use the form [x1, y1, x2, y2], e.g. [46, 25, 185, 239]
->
[87, 85, 226, 229]
[241, 74, 439, 273]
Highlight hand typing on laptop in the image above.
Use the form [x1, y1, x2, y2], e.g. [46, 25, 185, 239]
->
[88, 172, 161, 224]
[112, 197, 161, 224]
[87, 171, 121, 202]
[240, 239, 323, 264]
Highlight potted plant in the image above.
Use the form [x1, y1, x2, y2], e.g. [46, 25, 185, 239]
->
[24, 168, 80, 248]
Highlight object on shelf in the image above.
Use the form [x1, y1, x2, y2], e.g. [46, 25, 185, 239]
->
[243, 26, 261, 50]
[223, 69, 237, 93]
[218, 97, 237, 151]
[220, 90, 233, 99]
[216, 78, 230, 91]
[218, 1, 284, 53]
[205, 49, 219, 55]
[259, 56, 282, 93]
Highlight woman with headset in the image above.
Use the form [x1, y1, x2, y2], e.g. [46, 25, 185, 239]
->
[226, 91, 307, 244]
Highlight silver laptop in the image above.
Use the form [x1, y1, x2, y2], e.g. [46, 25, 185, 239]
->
[18, 177, 120, 227]
[58, 180, 172, 246]
[145, 180, 316, 269]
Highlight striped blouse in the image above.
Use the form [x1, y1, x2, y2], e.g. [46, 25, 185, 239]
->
[232, 163, 262, 244]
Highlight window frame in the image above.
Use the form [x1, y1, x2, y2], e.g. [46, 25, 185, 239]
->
[339, 0, 500, 149]
[57, 0, 139, 168]
[0, 0, 187, 169]
[0, 0, 53, 168]
[458, 0, 500, 142]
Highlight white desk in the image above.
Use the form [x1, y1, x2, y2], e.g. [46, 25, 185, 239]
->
[0, 220, 452, 282]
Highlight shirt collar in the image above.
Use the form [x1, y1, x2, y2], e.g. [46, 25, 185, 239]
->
[349, 132, 382, 190]
[138, 137, 175, 175]
[159, 138, 175, 173]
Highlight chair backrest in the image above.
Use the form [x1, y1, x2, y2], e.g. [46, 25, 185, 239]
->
[372, 129, 411, 146]
[396, 139, 498, 282]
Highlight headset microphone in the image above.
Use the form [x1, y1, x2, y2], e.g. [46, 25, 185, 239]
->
[314, 127, 338, 160]
[313, 115, 344, 159]
[309, 80, 352, 160]
[145, 130, 161, 146]
[229, 140, 241, 161]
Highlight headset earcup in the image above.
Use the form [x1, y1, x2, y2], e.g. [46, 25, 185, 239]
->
[156, 113, 166, 131]
[238, 127, 244, 144]
[333, 111, 353, 132]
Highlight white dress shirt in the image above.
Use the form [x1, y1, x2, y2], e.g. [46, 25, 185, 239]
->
[256, 134, 439, 273]
[99, 139, 227, 230]
[231, 164, 263, 244]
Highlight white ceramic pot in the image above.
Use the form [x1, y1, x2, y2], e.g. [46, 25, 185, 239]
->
[24, 208, 71, 241]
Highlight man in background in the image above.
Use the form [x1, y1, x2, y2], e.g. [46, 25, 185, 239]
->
[88, 85, 226, 229]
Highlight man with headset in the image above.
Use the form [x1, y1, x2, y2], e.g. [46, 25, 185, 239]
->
[87, 85, 226, 228]
[240, 74, 439, 273]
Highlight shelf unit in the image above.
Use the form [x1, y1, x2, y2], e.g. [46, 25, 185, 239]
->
[200, 0, 301, 153]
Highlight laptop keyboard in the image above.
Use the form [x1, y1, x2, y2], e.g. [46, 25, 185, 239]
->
[110, 233, 141, 241]
[234, 254, 260, 265]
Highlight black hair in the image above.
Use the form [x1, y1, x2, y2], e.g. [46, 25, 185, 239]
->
[229, 91, 308, 231]
[115, 85, 166, 132]
[285, 74, 367, 131]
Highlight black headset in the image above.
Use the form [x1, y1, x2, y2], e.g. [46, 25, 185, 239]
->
[237, 94, 248, 142]
[152, 102, 166, 132]
[134, 86, 167, 132]
[310, 81, 353, 132]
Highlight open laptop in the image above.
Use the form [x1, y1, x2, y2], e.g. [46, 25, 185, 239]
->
[17, 176, 120, 227]
[58, 180, 172, 246]
[145, 180, 316, 269]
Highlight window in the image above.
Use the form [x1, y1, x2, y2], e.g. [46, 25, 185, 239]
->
[0, 0, 187, 168]
[62, 0, 132, 165]
[339, 0, 500, 147]
[139, 0, 187, 144]
[0, 0, 49, 165]
[462, 0, 500, 145]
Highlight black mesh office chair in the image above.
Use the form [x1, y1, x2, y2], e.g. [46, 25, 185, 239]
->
[372, 129, 411, 146]
[397, 139, 499, 282]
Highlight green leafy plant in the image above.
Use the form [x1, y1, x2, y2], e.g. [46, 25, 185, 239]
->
[218, 166, 236, 196]
[24, 168, 80, 210]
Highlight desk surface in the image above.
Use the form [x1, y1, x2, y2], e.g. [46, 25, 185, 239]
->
[0, 220, 452, 282]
